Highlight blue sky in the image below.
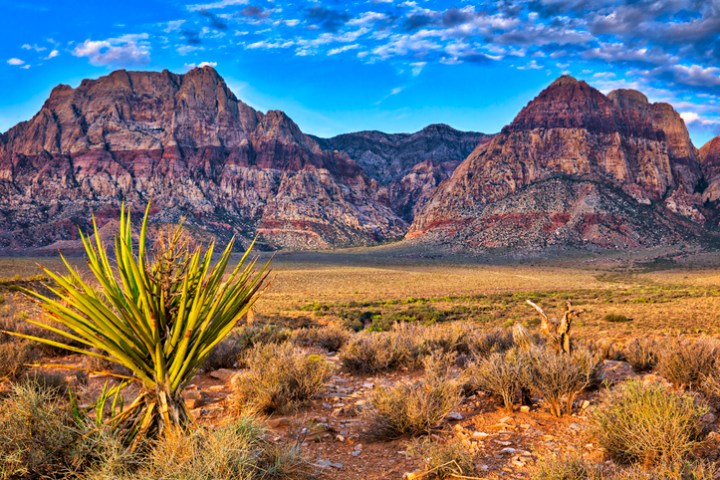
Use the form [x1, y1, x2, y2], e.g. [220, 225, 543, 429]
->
[1, 0, 720, 147]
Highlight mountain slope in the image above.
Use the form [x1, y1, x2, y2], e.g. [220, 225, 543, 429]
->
[313, 125, 492, 220]
[408, 76, 708, 250]
[0, 67, 406, 250]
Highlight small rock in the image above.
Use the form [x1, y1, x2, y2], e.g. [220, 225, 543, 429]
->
[208, 368, 236, 382]
[447, 412, 463, 421]
[500, 447, 517, 454]
[520, 405, 531, 413]
[335, 434, 345, 442]
[472, 431, 490, 439]
[316, 459, 344, 469]
[362, 382, 374, 389]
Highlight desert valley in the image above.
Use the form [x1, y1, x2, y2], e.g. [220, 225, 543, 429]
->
[3, 13, 720, 479]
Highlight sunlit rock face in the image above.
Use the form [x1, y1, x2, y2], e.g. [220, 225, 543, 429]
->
[0, 67, 406, 250]
[409, 76, 708, 250]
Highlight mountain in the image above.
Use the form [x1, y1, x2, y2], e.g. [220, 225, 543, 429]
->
[0, 67, 407, 250]
[700, 137, 720, 208]
[312, 125, 492, 220]
[408, 76, 710, 250]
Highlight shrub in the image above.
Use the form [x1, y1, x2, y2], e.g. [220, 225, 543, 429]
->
[0, 381, 79, 479]
[527, 347, 597, 417]
[531, 454, 602, 480]
[406, 436, 479, 479]
[466, 349, 527, 411]
[591, 381, 706, 467]
[82, 417, 311, 480]
[615, 461, 720, 479]
[202, 324, 292, 372]
[292, 324, 351, 352]
[12, 204, 269, 446]
[657, 338, 718, 389]
[367, 355, 461, 438]
[231, 342, 334, 414]
[0, 340, 34, 381]
[419, 322, 483, 357]
[623, 338, 658, 372]
[604, 313, 632, 323]
[474, 327, 515, 357]
[339, 328, 421, 373]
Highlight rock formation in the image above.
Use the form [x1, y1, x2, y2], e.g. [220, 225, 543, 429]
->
[408, 76, 708, 250]
[313, 125, 491, 220]
[0, 67, 406, 250]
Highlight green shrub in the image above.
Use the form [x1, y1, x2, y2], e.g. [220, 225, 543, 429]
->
[367, 355, 461, 438]
[13, 204, 269, 446]
[657, 338, 718, 389]
[527, 347, 597, 417]
[591, 381, 706, 467]
[466, 349, 527, 411]
[231, 342, 334, 414]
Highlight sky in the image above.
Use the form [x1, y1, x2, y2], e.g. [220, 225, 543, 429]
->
[1, 1, 720, 147]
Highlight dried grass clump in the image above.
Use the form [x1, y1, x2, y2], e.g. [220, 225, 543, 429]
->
[367, 355, 461, 438]
[465, 349, 527, 411]
[339, 328, 421, 373]
[419, 322, 484, 357]
[591, 381, 706, 468]
[292, 323, 352, 352]
[0, 340, 35, 381]
[623, 337, 658, 373]
[474, 327, 515, 357]
[657, 338, 718, 389]
[82, 417, 311, 480]
[527, 347, 597, 417]
[231, 342, 334, 414]
[531, 454, 602, 480]
[615, 460, 719, 479]
[0, 381, 79, 479]
[406, 436, 480, 479]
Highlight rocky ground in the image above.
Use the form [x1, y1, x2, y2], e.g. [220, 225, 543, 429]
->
[23, 347, 716, 480]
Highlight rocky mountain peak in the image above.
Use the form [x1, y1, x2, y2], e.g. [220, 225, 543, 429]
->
[0, 68, 406, 251]
[408, 75, 707, 250]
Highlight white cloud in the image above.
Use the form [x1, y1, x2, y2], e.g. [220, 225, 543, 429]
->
[184, 61, 217, 69]
[186, 0, 247, 11]
[45, 49, 59, 60]
[327, 44, 359, 55]
[410, 61, 426, 76]
[73, 33, 150, 66]
[163, 20, 186, 33]
[7, 58, 25, 66]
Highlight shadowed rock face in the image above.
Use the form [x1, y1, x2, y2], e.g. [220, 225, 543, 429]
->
[0, 67, 406, 250]
[313, 125, 492, 221]
[409, 76, 709, 250]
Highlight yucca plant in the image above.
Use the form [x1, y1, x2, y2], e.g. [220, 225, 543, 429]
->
[7, 204, 269, 447]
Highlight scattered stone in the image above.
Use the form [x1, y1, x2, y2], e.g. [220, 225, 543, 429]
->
[520, 405, 531, 413]
[447, 411, 463, 421]
[472, 431, 490, 439]
[208, 368, 236, 382]
[316, 459, 344, 469]
[500, 447, 517, 454]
